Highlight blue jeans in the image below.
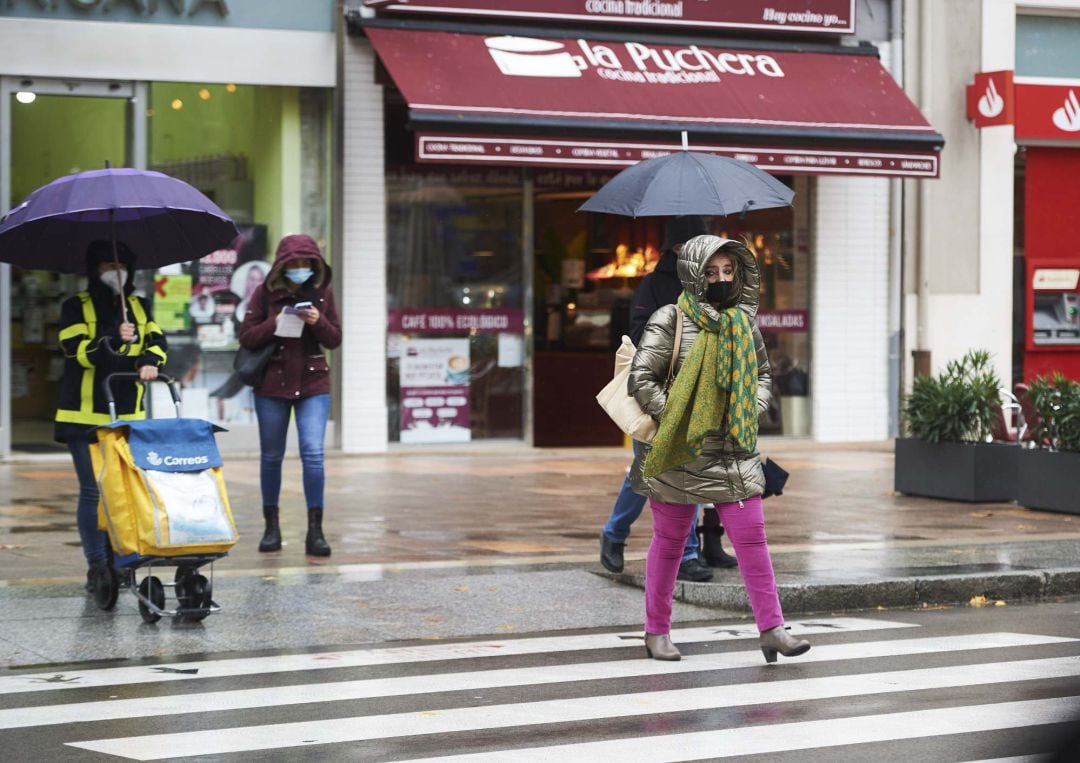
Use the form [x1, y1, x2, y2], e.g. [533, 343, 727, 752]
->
[68, 438, 108, 563]
[254, 394, 330, 511]
[602, 440, 699, 563]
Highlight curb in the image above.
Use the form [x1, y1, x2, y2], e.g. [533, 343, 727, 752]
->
[594, 567, 1080, 613]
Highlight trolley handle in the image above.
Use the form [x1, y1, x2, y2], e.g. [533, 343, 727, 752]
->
[103, 372, 181, 422]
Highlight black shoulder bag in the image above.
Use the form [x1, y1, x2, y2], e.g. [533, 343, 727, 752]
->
[233, 291, 277, 387]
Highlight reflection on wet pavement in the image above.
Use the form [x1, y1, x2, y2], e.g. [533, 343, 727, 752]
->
[0, 440, 1077, 587]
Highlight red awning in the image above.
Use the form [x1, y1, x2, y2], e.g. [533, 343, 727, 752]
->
[365, 25, 942, 176]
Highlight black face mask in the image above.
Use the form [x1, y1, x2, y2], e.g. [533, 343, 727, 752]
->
[706, 281, 734, 305]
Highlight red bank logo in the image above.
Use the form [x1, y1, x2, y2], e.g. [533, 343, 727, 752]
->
[977, 79, 1004, 118]
[1052, 90, 1080, 133]
[967, 70, 1014, 128]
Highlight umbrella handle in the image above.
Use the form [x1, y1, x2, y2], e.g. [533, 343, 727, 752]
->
[108, 212, 130, 325]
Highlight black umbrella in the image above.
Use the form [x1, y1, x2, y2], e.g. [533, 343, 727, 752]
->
[578, 134, 794, 217]
[0, 166, 238, 323]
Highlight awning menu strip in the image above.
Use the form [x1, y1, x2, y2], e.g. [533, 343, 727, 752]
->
[415, 133, 941, 178]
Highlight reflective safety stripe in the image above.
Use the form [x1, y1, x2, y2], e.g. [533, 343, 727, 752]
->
[74, 340, 95, 370]
[56, 292, 155, 426]
[145, 345, 167, 363]
[78, 295, 98, 414]
[55, 409, 146, 425]
[58, 323, 88, 342]
[127, 298, 148, 355]
[78, 293, 97, 336]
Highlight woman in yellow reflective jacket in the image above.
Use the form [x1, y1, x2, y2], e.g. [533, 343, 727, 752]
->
[54, 240, 167, 592]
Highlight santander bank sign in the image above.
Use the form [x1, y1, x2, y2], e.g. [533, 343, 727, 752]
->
[483, 35, 785, 83]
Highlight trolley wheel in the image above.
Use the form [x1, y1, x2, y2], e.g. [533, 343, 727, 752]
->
[138, 576, 165, 624]
[176, 573, 212, 622]
[92, 564, 119, 611]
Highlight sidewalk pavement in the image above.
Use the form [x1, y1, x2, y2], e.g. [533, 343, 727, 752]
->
[0, 438, 1078, 668]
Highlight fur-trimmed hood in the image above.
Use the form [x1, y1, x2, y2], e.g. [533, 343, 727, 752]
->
[266, 234, 332, 292]
[676, 235, 759, 318]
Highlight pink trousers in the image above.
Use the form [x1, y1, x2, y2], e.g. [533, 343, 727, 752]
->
[645, 496, 784, 635]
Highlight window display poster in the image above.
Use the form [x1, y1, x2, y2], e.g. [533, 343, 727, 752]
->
[192, 224, 269, 328]
[399, 338, 471, 443]
[154, 273, 193, 333]
[497, 332, 524, 367]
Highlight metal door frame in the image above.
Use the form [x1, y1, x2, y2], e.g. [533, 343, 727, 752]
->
[0, 75, 146, 457]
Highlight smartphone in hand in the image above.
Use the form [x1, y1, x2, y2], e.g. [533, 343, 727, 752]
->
[284, 301, 313, 315]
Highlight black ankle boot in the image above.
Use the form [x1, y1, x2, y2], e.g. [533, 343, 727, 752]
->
[305, 508, 331, 557]
[700, 526, 738, 568]
[599, 532, 625, 573]
[259, 506, 282, 552]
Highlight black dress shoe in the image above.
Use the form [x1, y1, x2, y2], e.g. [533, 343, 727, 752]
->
[599, 532, 625, 573]
[676, 557, 714, 582]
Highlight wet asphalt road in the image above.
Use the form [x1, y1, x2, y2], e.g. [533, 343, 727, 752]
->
[0, 599, 1078, 761]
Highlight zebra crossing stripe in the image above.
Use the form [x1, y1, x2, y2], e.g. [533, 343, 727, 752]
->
[399, 696, 1080, 763]
[66, 656, 1080, 759]
[2, 632, 1069, 730]
[0, 616, 914, 695]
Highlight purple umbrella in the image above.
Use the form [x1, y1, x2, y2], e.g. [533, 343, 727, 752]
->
[0, 167, 237, 273]
[0, 167, 237, 323]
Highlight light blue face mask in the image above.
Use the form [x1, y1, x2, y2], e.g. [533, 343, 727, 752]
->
[284, 267, 313, 285]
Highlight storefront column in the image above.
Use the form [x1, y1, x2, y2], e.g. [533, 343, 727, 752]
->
[254, 87, 303, 247]
[976, 0, 1015, 388]
[811, 176, 892, 441]
[0, 77, 10, 456]
[340, 37, 388, 453]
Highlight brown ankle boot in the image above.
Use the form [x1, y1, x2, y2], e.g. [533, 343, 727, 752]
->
[644, 632, 682, 661]
[759, 625, 810, 663]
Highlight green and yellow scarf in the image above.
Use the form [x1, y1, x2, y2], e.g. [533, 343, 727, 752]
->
[643, 290, 758, 478]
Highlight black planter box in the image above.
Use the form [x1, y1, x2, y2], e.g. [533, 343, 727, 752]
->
[1016, 449, 1080, 515]
[894, 438, 1018, 502]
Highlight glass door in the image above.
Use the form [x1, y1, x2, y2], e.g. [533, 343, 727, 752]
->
[0, 77, 142, 455]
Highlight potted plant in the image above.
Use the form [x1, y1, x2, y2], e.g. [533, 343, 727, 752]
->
[1015, 373, 1080, 514]
[895, 350, 1017, 501]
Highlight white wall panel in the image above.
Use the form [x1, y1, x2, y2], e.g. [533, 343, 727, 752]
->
[812, 176, 892, 442]
[340, 39, 388, 453]
[0, 18, 334, 87]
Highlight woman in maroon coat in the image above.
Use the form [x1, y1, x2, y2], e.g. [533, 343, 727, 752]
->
[239, 234, 342, 557]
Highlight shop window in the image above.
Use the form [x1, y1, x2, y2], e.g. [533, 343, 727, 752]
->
[385, 168, 525, 443]
[711, 175, 811, 436]
[145, 82, 332, 427]
[535, 172, 811, 442]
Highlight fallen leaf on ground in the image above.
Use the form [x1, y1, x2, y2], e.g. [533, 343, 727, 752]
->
[970, 595, 989, 607]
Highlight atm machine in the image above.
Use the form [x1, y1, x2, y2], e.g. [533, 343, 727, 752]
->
[1024, 258, 1080, 381]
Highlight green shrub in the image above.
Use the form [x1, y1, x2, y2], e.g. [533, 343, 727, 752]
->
[1027, 373, 1080, 453]
[903, 349, 1001, 443]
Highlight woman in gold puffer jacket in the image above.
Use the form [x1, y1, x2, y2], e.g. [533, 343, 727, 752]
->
[628, 234, 810, 664]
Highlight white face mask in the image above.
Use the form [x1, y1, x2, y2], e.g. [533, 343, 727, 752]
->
[99, 268, 127, 295]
